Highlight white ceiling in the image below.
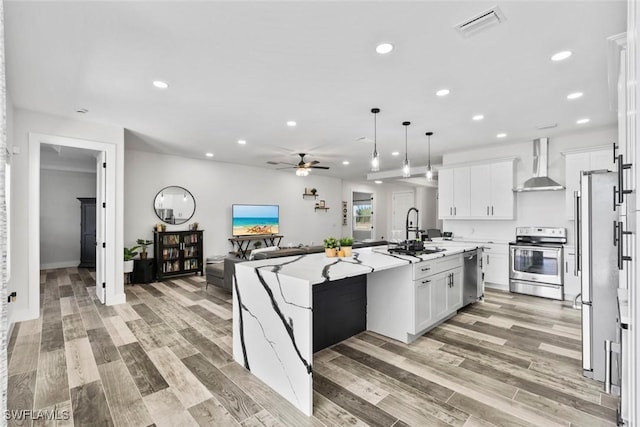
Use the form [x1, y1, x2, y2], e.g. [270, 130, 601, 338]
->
[5, 1, 626, 181]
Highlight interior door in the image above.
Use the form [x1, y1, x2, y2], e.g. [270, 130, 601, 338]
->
[95, 152, 107, 304]
[391, 190, 415, 241]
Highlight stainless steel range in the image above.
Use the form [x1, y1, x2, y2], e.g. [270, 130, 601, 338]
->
[509, 226, 567, 300]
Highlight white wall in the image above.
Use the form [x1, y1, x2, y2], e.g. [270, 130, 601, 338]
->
[10, 108, 124, 323]
[40, 169, 96, 269]
[124, 149, 344, 257]
[441, 126, 617, 244]
[340, 181, 438, 241]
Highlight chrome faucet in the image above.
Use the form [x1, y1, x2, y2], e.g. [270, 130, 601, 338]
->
[405, 207, 422, 241]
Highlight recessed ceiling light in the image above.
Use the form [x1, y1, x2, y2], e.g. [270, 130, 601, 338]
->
[376, 43, 394, 54]
[576, 118, 590, 124]
[374, 180, 383, 184]
[472, 114, 484, 121]
[342, 160, 350, 165]
[205, 152, 214, 157]
[551, 50, 572, 61]
[238, 140, 247, 145]
[436, 89, 450, 97]
[567, 92, 583, 100]
[391, 151, 400, 156]
[153, 80, 169, 89]
[286, 121, 297, 127]
[496, 133, 507, 138]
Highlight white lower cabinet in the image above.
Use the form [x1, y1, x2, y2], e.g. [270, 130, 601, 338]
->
[368, 253, 465, 343]
[483, 244, 509, 287]
[414, 278, 433, 332]
[447, 267, 463, 311]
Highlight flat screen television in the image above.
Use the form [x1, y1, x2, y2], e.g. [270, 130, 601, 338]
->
[232, 204, 280, 236]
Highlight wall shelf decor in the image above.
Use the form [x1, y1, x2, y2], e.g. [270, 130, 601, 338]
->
[153, 230, 204, 280]
[303, 193, 318, 199]
[315, 207, 330, 211]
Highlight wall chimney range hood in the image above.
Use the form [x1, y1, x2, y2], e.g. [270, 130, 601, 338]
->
[516, 138, 564, 192]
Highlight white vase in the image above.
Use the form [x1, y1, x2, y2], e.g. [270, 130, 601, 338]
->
[124, 260, 134, 273]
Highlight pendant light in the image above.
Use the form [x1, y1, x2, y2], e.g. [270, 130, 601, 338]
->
[425, 132, 433, 182]
[402, 121, 411, 177]
[370, 108, 380, 172]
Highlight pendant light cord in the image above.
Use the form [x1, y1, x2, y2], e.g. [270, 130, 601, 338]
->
[403, 121, 410, 161]
[374, 111, 377, 154]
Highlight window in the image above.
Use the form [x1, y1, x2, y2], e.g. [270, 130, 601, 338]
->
[353, 202, 372, 231]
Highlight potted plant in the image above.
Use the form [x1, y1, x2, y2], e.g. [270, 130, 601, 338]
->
[310, 188, 317, 196]
[339, 237, 354, 257]
[136, 239, 153, 260]
[124, 246, 140, 273]
[253, 241, 263, 249]
[323, 237, 338, 257]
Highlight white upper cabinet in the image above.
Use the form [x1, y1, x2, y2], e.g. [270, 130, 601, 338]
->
[469, 160, 515, 219]
[564, 148, 615, 220]
[438, 168, 454, 219]
[469, 164, 491, 217]
[438, 167, 469, 218]
[441, 159, 514, 220]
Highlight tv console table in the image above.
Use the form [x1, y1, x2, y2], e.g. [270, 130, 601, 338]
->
[228, 235, 283, 259]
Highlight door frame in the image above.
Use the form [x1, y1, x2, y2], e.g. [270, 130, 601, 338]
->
[28, 133, 117, 318]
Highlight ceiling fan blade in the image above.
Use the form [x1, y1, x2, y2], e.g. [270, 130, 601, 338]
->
[302, 160, 320, 167]
[309, 166, 330, 170]
[276, 166, 296, 170]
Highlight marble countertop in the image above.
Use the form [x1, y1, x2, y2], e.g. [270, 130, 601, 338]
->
[240, 244, 483, 285]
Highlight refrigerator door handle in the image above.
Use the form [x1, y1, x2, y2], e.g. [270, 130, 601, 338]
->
[574, 190, 581, 274]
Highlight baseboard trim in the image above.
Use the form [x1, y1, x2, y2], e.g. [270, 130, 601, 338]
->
[40, 261, 80, 270]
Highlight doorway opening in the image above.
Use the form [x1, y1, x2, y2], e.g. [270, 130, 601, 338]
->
[352, 191, 374, 241]
[28, 133, 116, 318]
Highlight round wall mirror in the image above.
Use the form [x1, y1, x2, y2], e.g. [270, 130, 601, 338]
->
[153, 186, 196, 225]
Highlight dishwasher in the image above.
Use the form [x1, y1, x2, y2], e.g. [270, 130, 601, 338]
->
[463, 249, 483, 306]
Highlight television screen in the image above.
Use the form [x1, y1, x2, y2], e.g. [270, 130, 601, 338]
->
[232, 204, 280, 236]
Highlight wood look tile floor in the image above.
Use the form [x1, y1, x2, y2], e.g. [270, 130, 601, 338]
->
[7, 267, 618, 426]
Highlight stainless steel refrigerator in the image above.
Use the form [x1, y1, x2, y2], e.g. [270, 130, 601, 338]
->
[575, 170, 619, 383]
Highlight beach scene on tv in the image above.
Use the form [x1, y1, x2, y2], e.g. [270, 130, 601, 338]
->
[232, 204, 280, 236]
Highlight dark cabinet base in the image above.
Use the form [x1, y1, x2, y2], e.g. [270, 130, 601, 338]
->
[133, 259, 155, 284]
[313, 275, 367, 353]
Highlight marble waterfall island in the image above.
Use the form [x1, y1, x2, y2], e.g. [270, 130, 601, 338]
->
[232, 245, 482, 416]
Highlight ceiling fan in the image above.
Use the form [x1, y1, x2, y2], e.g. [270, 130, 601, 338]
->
[275, 153, 330, 176]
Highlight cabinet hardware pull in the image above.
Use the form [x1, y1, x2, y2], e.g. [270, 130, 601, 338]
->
[614, 154, 633, 208]
[421, 267, 431, 271]
[454, 207, 457, 216]
[450, 207, 452, 216]
[487, 206, 489, 215]
[613, 142, 618, 164]
[487, 255, 490, 264]
[422, 279, 431, 284]
[613, 220, 619, 246]
[565, 261, 568, 273]
[491, 206, 494, 215]
[617, 221, 633, 270]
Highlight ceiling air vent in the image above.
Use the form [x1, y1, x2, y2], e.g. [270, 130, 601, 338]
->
[455, 6, 507, 38]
